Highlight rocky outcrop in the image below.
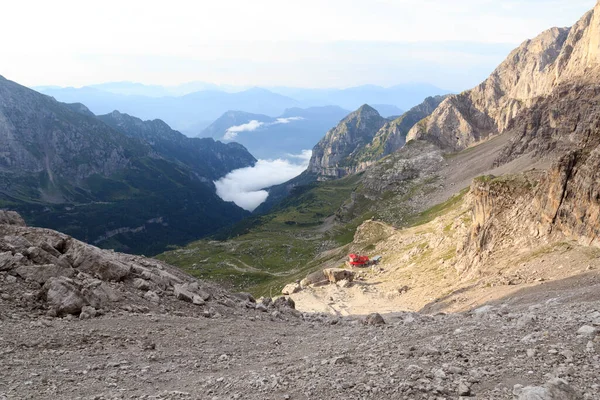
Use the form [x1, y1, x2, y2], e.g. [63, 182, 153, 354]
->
[0, 211, 25, 226]
[407, 1, 600, 152]
[308, 105, 388, 179]
[0, 212, 243, 318]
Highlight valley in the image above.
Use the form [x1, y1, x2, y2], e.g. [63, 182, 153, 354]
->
[3, 1, 600, 399]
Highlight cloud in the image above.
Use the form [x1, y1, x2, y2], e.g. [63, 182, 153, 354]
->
[223, 120, 265, 140]
[285, 149, 312, 163]
[222, 117, 304, 141]
[275, 116, 304, 124]
[214, 151, 312, 211]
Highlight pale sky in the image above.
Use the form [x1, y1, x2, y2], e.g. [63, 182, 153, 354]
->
[1, 0, 595, 91]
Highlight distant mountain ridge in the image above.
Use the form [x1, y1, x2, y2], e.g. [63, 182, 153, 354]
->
[36, 86, 300, 136]
[0, 75, 256, 255]
[36, 83, 450, 137]
[200, 106, 351, 159]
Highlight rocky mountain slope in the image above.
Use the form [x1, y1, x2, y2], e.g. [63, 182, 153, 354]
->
[2, 214, 600, 399]
[308, 104, 388, 179]
[307, 97, 447, 180]
[407, 1, 600, 152]
[98, 110, 255, 180]
[0, 76, 255, 255]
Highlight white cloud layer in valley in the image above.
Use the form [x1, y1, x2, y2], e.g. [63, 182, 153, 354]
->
[214, 150, 311, 211]
[223, 117, 303, 140]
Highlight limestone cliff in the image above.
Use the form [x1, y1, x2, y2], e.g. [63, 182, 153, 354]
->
[407, 1, 600, 151]
[308, 105, 387, 179]
[308, 97, 447, 180]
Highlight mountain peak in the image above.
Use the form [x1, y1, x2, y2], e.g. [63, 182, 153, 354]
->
[356, 104, 378, 114]
[406, 1, 600, 152]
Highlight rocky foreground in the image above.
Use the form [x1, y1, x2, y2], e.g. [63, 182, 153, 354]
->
[0, 211, 598, 399]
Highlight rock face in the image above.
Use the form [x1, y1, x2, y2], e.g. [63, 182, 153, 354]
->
[0, 212, 241, 317]
[407, 1, 600, 152]
[308, 97, 447, 180]
[308, 105, 388, 179]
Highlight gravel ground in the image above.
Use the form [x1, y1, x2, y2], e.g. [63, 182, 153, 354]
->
[1, 272, 600, 400]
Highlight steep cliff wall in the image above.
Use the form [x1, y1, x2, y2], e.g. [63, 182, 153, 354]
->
[407, 2, 600, 152]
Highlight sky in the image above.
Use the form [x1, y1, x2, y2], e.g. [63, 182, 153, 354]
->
[1, 0, 595, 91]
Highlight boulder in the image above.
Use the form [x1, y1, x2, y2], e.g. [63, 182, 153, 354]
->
[364, 313, 386, 326]
[43, 277, 87, 316]
[232, 292, 256, 303]
[0, 251, 25, 271]
[83, 282, 122, 309]
[79, 305, 98, 320]
[133, 278, 151, 291]
[192, 295, 205, 306]
[174, 284, 195, 303]
[15, 264, 75, 284]
[144, 291, 160, 303]
[577, 325, 597, 337]
[66, 242, 131, 281]
[514, 378, 582, 399]
[301, 270, 329, 288]
[323, 268, 355, 283]
[273, 296, 295, 309]
[281, 283, 301, 295]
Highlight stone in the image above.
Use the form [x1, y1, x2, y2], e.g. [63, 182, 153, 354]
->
[577, 325, 597, 337]
[0, 251, 25, 272]
[144, 291, 160, 303]
[323, 268, 355, 283]
[231, 292, 255, 303]
[514, 378, 582, 400]
[173, 284, 194, 303]
[133, 278, 151, 291]
[15, 264, 75, 284]
[84, 282, 121, 309]
[273, 296, 295, 309]
[458, 382, 471, 396]
[192, 295, 205, 306]
[79, 305, 97, 320]
[363, 313, 385, 326]
[5, 275, 17, 284]
[281, 283, 301, 295]
[337, 279, 352, 288]
[43, 277, 86, 316]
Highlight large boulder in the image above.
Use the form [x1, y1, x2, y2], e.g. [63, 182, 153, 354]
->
[15, 264, 75, 284]
[282, 283, 301, 295]
[66, 241, 131, 281]
[323, 268, 355, 283]
[43, 277, 87, 315]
